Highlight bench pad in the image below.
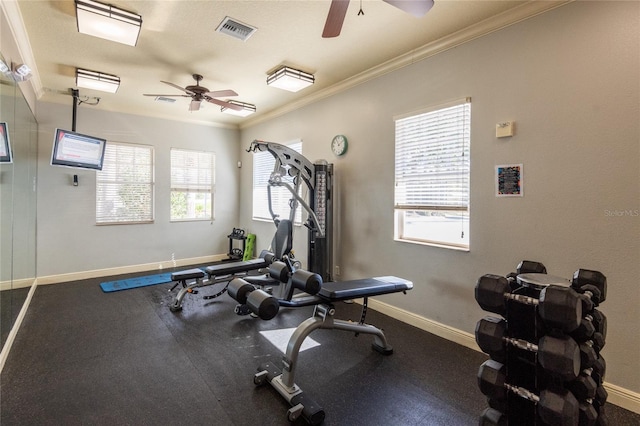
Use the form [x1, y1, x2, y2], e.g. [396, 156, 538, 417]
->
[318, 276, 413, 301]
[171, 268, 205, 281]
[204, 258, 269, 277]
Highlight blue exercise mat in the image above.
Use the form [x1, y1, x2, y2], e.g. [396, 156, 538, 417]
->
[100, 272, 174, 293]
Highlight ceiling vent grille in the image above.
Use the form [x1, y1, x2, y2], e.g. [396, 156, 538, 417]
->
[216, 16, 257, 41]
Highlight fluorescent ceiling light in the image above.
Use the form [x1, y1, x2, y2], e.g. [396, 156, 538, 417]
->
[75, 0, 142, 46]
[76, 68, 120, 93]
[221, 100, 256, 117]
[0, 61, 32, 82]
[267, 66, 314, 92]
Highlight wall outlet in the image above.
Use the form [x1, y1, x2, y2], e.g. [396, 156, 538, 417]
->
[335, 265, 340, 276]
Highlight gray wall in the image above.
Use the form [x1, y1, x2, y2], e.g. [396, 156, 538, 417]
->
[239, 2, 640, 393]
[36, 102, 240, 276]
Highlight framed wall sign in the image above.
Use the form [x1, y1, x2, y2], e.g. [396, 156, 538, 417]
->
[496, 164, 523, 197]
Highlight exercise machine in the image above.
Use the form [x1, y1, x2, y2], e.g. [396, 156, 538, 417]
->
[247, 140, 333, 281]
[227, 263, 413, 425]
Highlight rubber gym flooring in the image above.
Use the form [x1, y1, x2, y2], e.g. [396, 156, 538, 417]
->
[2, 266, 639, 425]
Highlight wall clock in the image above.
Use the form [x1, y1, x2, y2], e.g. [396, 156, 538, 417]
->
[331, 134, 348, 156]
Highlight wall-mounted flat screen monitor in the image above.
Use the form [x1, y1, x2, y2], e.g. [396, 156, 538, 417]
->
[51, 128, 107, 170]
[0, 122, 12, 163]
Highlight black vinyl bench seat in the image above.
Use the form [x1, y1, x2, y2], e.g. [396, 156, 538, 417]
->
[170, 268, 205, 281]
[318, 276, 413, 301]
[204, 258, 269, 277]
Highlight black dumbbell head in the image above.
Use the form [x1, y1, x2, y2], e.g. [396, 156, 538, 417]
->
[592, 356, 606, 384]
[477, 360, 507, 401]
[517, 260, 547, 274]
[578, 402, 598, 426]
[475, 317, 507, 363]
[578, 284, 602, 309]
[539, 286, 582, 333]
[479, 407, 507, 426]
[538, 335, 581, 381]
[579, 341, 598, 369]
[537, 388, 579, 426]
[568, 373, 598, 400]
[475, 275, 510, 316]
[572, 269, 607, 303]
[571, 317, 596, 343]
[591, 309, 608, 339]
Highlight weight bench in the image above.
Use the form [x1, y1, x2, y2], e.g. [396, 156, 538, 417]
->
[168, 219, 294, 312]
[229, 268, 413, 425]
[168, 256, 275, 312]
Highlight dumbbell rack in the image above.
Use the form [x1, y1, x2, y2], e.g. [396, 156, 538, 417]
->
[227, 228, 246, 260]
[476, 262, 608, 426]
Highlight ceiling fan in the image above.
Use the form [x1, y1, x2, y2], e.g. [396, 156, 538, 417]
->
[143, 74, 242, 112]
[323, 0, 435, 38]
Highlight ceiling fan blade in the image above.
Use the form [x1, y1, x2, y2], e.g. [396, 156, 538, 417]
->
[143, 94, 190, 97]
[204, 89, 238, 98]
[189, 100, 202, 111]
[383, 0, 434, 17]
[322, 0, 350, 38]
[205, 98, 244, 111]
[161, 80, 194, 95]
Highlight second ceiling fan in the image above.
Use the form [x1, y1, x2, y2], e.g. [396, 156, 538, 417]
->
[323, 0, 435, 38]
[143, 74, 243, 112]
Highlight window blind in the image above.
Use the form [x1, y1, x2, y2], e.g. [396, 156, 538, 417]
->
[395, 101, 470, 210]
[96, 142, 154, 224]
[170, 148, 214, 221]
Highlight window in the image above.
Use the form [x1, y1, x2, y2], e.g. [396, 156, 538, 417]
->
[96, 142, 154, 224]
[252, 141, 303, 224]
[170, 148, 214, 221]
[394, 98, 471, 249]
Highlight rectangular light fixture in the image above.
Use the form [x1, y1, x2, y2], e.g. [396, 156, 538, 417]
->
[266, 66, 314, 92]
[76, 68, 120, 93]
[221, 100, 256, 117]
[75, 0, 142, 46]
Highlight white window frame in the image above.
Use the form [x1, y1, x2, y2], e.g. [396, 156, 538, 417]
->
[252, 140, 303, 224]
[394, 98, 471, 250]
[96, 141, 154, 225]
[170, 148, 215, 222]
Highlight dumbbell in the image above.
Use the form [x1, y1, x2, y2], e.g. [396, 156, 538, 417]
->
[478, 359, 579, 425]
[572, 269, 607, 304]
[475, 274, 583, 333]
[475, 316, 581, 381]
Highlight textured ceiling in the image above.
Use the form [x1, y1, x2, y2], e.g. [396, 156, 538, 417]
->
[13, 0, 567, 128]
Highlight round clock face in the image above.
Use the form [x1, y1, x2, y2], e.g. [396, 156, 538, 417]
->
[331, 135, 348, 156]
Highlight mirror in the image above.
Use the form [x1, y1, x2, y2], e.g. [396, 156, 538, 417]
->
[0, 52, 38, 350]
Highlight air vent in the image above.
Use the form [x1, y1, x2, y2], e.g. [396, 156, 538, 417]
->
[216, 16, 257, 41]
[155, 96, 176, 103]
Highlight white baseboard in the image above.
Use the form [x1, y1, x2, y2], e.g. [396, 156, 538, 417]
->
[36, 254, 228, 285]
[0, 279, 38, 373]
[366, 298, 640, 415]
[1, 277, 36, 292]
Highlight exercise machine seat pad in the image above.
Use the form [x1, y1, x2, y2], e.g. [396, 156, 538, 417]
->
[318, 276, 413, 301]
[171, 268, 205, 281]
[204, 258, 269, 277]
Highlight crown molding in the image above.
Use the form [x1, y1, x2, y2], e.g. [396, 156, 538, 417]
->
[241, 0, 572, 130]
